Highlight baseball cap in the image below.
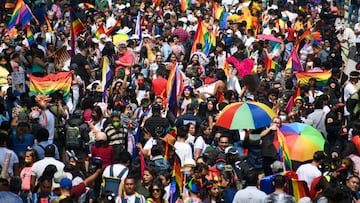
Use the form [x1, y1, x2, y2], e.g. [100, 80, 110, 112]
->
[60, 178, 72, 190]
[225, 147, 238, 155]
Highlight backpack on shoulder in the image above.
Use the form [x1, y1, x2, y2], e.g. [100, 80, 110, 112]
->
[66, 126, 81, 149]
[102, 165, 128, 196]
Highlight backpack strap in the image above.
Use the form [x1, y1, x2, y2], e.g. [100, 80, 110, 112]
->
[38, 144, 46, 151]
[117, 167, 128, 179]
[110, 165, 114, 177]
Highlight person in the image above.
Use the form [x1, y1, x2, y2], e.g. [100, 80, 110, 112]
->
[8, 122, 34, 159]
[174, 103, 202, 128]
[260, 117, 281, 175]
[194, 121, 212, 160]
[119, 175, 146, 203]
[30, 144, 64, 191]
[325, 99, 345, 146]
[70, 43, 93, 86]
[35, 95, 55, 144]
[91, 131, 113, 169]
[174, 126, 193, 166]
[102, 151, 131, 197]
[32, 127, 60, 160]
[181, 178, 202, 203]
[145, 179, 168, 203]
[233, 170, 267, 203]
[265, 175, 296, 203]
[344, 71, 359, 122]
[136, 167, 157, 198]
[30, 175, 58, 203]
[104, 111, 129, 155]
[20, 147, 39, 192]
[143, 104, 170, 137]
[115, 42, 134, 77]
[0, 129, 19, 177]
[296, 151, 326, 189]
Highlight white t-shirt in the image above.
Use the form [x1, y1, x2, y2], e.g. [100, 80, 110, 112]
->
[102, 164, 128, 179]
[174, 141, 193, 166]
[31, 157, 64, 179]
[296, 163, 321, 189]
[354, 23, 360, 43]
[194, 136, 207, 156]
[344, 82, 358, 116]
[143, 137, 156, 151]
[0, 147, 19, 176]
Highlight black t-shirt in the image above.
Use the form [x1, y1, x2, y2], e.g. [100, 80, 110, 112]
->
[71, 53, 90, 86]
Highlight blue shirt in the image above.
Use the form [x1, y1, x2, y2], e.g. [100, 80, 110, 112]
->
[0, 191, 23, 203]
[33, 141, 60, 160]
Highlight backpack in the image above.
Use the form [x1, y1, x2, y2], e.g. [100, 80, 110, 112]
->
[102, 165, 128, 196]
[66, 126, 81, 149]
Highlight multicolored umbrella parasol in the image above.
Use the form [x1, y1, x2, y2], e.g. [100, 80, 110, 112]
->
[215, 102, 276, 130]
[273, 122, 325, 162]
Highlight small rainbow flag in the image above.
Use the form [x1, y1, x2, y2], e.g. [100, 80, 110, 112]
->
[93, 23, 105, 39]
[180, 0, 191, 12]
[7, 0, 33, 30]
[191, 20, 216, 56]
[70, 8, 85, 56]
[102, 56, 112, 99]
[25, 24, 35, 46]
[213, 2, 229, 29]
[166, 63, 185, 116]
[277, 128, 292, 171]
[285, 49, 303, 72]
[29, 72, 72, 100]
[295, 71, 332, 87]
[169, 155, 182, 203]
[83, 3, 95, 9]
[286, 83, 300, 112]
[105, 20, 121, 36]
[43, 14, 53, 32]
[264, 56, 279, 76]
[295, 29, 311, 50]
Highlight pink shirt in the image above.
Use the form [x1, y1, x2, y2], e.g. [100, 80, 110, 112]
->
[115, 51, 134, 76]
[20, 167, 32, 190]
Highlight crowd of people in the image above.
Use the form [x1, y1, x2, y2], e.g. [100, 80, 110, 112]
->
[2, 0, 360, 202]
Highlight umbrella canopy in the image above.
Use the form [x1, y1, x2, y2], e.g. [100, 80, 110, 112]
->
[274, 122, 325, 162]
[215, 102, 276, 130]
[256, 34, 284, 44]
[352, 136, 360, 154]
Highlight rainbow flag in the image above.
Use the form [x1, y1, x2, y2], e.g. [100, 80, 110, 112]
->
[264, 56, 279, 76]
[29, 72, 72, 99]
[295, 71, 332, 88]
[191, 20, 216, 56]
[93, 23, 105, 39]
[166, 63, 185, 116]
[70, 8, 85, 56]
[180, 0, 191, 12]
[84, 3, 95, 9]
[285, 49, 303, 72]
[102, 56, 112, 99]
[213, 2, 229, 29]
[288, 179, 310, 201]
[169, 156, 182, 203]
[286, 83, 300, 112]
[295, 29, 311, 50]
[7, 0, 33, 30]
[105, 20, 121, 36]
[277, 128, 292, 171]
[25, 24, 35, 46]
[43, 14, 53, 32]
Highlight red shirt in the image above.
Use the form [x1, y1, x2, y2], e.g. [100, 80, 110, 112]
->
[152, 77, 168, 96]
[115, 50, 134, 76]
[91, 145, 114, 168]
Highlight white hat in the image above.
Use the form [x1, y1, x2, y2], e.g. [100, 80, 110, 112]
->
[179, 17, 188, 23]
[53, 171, 73, 188]
[184, 159, 196, 167]
[118, 4, 126, 10]
[116, 26, 132, 34]
[78, 3, 85, 9]
[104, 37, 112, 42]
[92, 38, 99, 43]
[125, 3, 130, 8]
[226, 29, 233, 35]
[155, 35, 161, 39]
[130, 34, 139, 40]
[100, 33, 107, 39]
[143, 33, 152, 39]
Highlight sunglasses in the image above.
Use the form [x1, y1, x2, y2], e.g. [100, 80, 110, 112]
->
[152, 188, 160, 192]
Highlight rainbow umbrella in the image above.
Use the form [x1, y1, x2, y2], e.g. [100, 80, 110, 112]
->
[273, 122, 325, 162]
[215, 102, 276, 130]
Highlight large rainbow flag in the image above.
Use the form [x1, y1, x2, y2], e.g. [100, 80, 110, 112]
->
[295, 71, 332, 87]
[191, 20, 216, 56]
[7, 0, 33, 30]
[29, 72, 72, 99]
